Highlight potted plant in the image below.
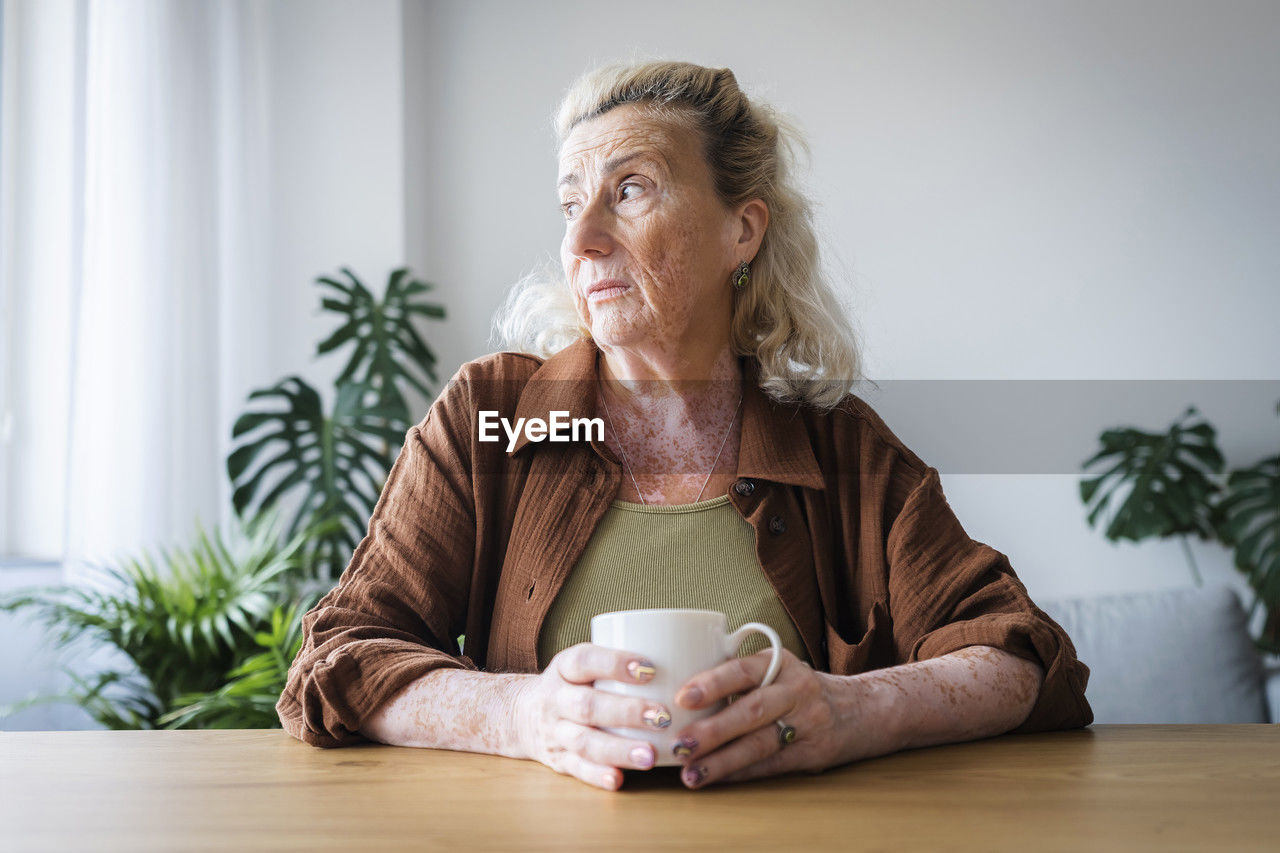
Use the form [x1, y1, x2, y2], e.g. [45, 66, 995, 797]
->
[227, 266, 445, 583]
[0, 508, 317, 727]
[1080, 401, 1280, 653]
[0, 266, 446, 728]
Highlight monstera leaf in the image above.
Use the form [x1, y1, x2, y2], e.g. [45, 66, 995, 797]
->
[1079, 406, 1226, 544]
[227, 376, 406, 579]
[315, 266, 445, 421]
[1216, 452, 1280, 651]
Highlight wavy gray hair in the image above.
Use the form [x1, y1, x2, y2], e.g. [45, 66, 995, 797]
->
[490, 60, 863, 410]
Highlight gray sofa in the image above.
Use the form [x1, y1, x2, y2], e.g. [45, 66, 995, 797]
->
[1038, 584, 1280, 724]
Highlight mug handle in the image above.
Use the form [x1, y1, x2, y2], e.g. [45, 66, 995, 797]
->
[726, 622, 784, 688]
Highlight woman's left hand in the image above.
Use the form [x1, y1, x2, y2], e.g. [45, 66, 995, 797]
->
[669, 649, 858, 789]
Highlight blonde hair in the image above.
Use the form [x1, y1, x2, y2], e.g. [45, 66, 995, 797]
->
[491, 60, 863, 410]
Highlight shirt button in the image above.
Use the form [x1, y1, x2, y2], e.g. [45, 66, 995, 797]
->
[768, 515, 787, 536]
[733, 479, 756, 497]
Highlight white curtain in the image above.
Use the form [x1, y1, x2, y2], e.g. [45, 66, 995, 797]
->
[1, 0, 272, 581]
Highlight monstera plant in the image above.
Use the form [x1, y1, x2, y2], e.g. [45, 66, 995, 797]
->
[227, 267, 446, 581]
[1, 266, 446, 731]
[1081, 402, 1280, 652]
[1217, 447, 1280, 649]
[318, 266, 445, 415]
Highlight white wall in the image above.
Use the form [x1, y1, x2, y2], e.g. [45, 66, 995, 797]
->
[260, 0, 406, 407]
[401, 0, 1280, 618]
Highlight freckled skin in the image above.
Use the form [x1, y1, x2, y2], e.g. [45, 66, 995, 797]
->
[557, 103, 766, 503]
[599, 380, 745, 503]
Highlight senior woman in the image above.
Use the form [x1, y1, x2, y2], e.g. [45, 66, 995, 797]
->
[277, 60, 1092, 791]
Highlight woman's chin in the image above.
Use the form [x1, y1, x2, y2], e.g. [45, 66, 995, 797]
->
[589, 319, 646, 350]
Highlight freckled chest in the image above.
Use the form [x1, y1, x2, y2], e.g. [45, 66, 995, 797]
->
[601, 393, 744, 505]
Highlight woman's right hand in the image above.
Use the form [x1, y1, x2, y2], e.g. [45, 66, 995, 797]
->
[512, 642, 674, 790]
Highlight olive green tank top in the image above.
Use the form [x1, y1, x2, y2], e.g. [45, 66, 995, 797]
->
[537, 494, 810, 669]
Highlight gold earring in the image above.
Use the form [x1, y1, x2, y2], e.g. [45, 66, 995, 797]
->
[732, 260, 750, 290]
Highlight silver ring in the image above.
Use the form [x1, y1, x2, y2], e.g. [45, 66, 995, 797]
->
[775, 719, 797, 747]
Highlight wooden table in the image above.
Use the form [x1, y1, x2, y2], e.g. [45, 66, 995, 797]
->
[2, 725, 1277, 851]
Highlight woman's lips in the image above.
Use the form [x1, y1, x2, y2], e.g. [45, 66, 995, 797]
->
[587, 280, 630, 302]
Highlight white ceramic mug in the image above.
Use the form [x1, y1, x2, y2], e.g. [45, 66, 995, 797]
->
[590, 608, 784, 767]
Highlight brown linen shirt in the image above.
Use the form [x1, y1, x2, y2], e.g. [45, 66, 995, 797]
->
[277, 336, 1093, 748]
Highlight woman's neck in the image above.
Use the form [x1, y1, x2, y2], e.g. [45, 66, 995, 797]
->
[595, 340, 746, 505]
[597, 340, 742, 410]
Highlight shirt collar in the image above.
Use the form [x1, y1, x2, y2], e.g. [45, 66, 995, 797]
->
[506, 337, 825, 491]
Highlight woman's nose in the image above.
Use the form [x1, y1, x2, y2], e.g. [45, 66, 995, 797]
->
[564, 197, 616, 259]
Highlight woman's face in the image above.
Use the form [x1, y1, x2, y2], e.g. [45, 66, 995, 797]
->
[556, 103, 745, 356]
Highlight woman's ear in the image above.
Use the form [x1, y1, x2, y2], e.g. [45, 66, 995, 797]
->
[736, 198, 769, 260]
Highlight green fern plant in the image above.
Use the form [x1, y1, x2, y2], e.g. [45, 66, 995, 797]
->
[157, 599, 317, 729]
[0, 508, 317, 728]
[1081, 401, 1280, 653]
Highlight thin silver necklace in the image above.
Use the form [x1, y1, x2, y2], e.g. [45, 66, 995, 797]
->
[599, 388, 743, 506]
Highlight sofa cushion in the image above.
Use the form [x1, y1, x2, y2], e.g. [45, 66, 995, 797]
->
[1037, 585, 1269, 724]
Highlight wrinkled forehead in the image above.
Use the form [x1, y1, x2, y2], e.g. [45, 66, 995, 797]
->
[556, 103, 696, 177]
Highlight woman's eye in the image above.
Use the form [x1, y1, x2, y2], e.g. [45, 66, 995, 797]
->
[620, 182, 643, 200]
[560, 201, 580, 219]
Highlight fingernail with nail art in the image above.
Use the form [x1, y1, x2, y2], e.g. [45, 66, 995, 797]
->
[630, 745, 655, 769]
[672, 735, 698, 758]
[642, 707, 672, 729]
[683, 764, 707, 788]
[627, 660, 657, 682]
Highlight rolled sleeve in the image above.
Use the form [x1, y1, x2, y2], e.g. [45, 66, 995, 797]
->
[278, 636, 474, 748]
[886, 466, 1093, 733]
[276, 372, 481, 748]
